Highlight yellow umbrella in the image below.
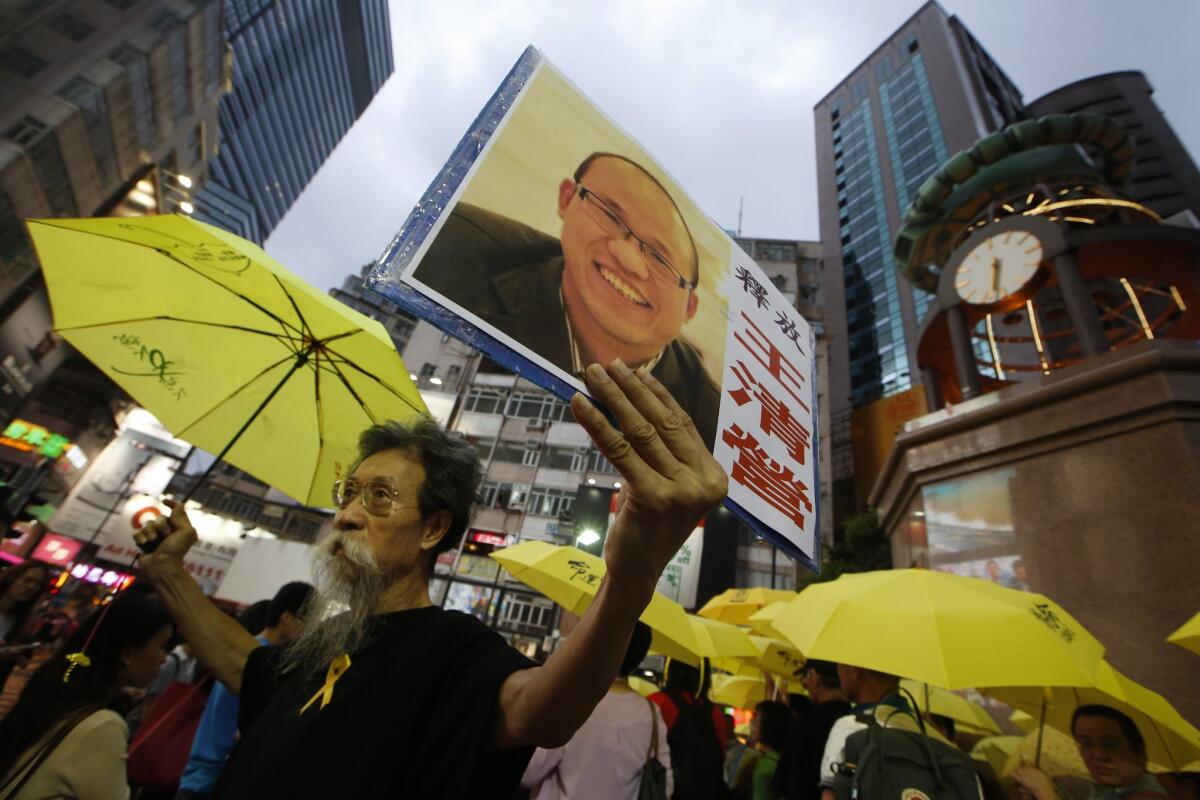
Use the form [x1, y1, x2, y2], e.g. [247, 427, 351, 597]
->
[985, 661, 1200, 771]
[628, 676, 659, 698]
[1000, 727, 1091, 780]
[715, 635, 806, 681]
[709, 674, 768, 710]
[1010, 709, 1037, 733]
[491, 541, 703, 664]
[771, 569, 1106, 690]
[698, 588, 795, 626]
[1167, 611, 1200, 656]
[688, 615, 759, 662]
[902, 679, 1001, 735]
[27, 215, 425, 506]
[746, 600, 791, 638]
[970, 735, 1023, 776]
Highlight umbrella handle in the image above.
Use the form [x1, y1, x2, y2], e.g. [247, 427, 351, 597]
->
[1034, 694, 1048, 767]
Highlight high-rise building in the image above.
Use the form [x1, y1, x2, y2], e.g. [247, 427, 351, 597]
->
[194, 0, 393, 243]
[0, 0, 226, 305]
[816, 1, 1025, 420]
[1027, 71, 1200, 222]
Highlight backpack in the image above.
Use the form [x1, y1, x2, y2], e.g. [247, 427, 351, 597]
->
[662, 688, 730, 800]
[832, 701, 978, 800]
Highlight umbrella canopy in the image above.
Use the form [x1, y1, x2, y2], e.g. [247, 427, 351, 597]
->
[771, 569, 1106, 690]
[970, 735, 1024, 777]
[902, 680, 1001, 735]
[709, 674, 768, 711]
[985, 661, 1200, 771]
[1166, 611, 1200, 656]
[688, 615, 759, 661]
[490, 541, 702, 664]
[27, 215, 425, 506]
[697, 587, 795, 626]
[715, 635, 805, 681]
[628, 676, 659, 698]
[746, 600, 791, 638]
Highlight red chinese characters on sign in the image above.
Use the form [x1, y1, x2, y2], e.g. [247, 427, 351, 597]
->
[728, 362, 811, 466]
[733, 313, 809, 414]
[722, 311, 814, 530]
[721, 425, 813, 529]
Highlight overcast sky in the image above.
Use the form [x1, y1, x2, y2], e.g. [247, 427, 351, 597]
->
[265, 0, 1200, 292]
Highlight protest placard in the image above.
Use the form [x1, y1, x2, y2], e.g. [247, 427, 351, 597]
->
[369, 46, 819, 569]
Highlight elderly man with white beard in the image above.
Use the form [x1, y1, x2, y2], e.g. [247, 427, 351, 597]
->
[134, 361, 728, 799]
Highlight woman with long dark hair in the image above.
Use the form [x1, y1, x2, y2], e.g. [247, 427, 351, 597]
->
[0, 562, 50, 691]
[0, 592, 173, 799]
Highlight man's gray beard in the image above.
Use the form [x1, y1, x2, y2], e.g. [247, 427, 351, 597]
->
[280, 531, 391, 679]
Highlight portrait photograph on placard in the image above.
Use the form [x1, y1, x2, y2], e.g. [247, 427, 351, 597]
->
[372, 47, 819, 567]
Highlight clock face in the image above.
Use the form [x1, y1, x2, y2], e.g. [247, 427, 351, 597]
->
[955, 230, 1044, 305]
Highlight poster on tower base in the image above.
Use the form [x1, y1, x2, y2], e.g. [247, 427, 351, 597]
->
[368, 46, 819, 570]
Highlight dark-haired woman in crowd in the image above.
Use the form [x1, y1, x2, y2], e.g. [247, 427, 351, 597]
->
[0, 562, 50, 691]
[0, 592, 173, 799]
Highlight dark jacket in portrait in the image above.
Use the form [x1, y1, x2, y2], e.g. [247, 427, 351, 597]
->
[414, 203, 721, 449]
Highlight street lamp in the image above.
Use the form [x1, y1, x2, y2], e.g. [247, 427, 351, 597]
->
[179, 201, 194, 214]
[576, 529, 600, 547]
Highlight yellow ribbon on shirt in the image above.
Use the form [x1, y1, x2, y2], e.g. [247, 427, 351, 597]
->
[299, 653, 351, 715]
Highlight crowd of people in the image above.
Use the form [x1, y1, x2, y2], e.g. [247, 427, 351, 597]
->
[0, 366, 1190, 798]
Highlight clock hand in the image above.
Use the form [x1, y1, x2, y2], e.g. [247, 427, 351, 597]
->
[991, 259, 1001, 296]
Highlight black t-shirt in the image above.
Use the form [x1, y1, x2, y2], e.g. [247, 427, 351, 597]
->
[771, 698, 853, 800]
[219, 606, 536, 799]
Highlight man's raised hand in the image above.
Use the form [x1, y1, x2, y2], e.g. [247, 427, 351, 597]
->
[570, 360, 728, 598]
[133, 499, 198, 573]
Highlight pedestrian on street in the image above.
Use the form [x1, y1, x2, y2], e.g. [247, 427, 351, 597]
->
[134, 362, 728, 799]
[0, 562, 50, 689]
[771, 660, 851, 800]
[1013, 705, 1172, 800]
[520, 621, 672, 799]
[0, 592, 174, 799]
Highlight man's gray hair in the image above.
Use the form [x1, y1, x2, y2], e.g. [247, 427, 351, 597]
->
[355, 417, 482, 565]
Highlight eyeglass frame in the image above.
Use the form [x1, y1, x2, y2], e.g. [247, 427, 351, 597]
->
[575, 185, 698, 291]
[331, 478, 419, 517]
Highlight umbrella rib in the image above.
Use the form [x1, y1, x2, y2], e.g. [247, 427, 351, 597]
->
[305, 344, 327, 506]
[274, 275, 314, 342]
[34, 221, 310, 339]
[174, 352, 302, 438]
[321, 347, 425, 416]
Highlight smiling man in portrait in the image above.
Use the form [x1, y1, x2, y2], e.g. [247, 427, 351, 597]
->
[413, 151, 720, 448]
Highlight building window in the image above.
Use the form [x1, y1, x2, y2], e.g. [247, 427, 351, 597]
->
[110, 45, 156, 150]
[4, 116, 47, 147]
[589, 449, 618, 475]
[188, 122, 204, 164]
[526, 486, 574, 518]
[151, 11, 192, 122]
[58, 77, 120, 189]
[104, 0, 140, 8]
[419, 362, 436, 379]
[47, 12, 97, 42]
[542, 446, 588, 472]
[493, 440, 537, 466]
[0, 46, 47, 78]
[904, 34, 919, 53]
[464, 387, 505, 415]
[505, 392, 570, 423]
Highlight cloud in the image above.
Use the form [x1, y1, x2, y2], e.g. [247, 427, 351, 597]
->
[266, 0, 1200, 295]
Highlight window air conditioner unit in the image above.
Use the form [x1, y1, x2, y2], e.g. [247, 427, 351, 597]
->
[507, 484, 529, 509]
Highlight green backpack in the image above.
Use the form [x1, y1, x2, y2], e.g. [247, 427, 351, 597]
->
[832, 702, 979, 800]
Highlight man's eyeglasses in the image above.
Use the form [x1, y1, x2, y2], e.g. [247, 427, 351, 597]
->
[576, 185, 697, 291]
[332, 478, 413, 516]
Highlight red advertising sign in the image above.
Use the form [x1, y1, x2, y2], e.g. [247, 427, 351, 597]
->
[32, 533, 83, 565]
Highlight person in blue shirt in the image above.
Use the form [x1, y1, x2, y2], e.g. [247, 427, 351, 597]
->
[175, 582, 312, 799]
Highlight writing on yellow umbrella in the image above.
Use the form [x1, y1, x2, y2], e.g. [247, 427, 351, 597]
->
[300, 654, 351, 714]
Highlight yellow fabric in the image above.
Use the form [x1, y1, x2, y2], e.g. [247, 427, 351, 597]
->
[628, 676, 658, 697]
[1166, 610, 1200, 656]
[771, 569, 1105, 690]
[745, 601, 791, 638]
[709, 674, 768, 710]
[27, 215, 425, 506]
[903, 680, 1002, 735]
[714, 635, 805, 681]
[697, 588, 795, 626]
[986, 661, 1200, 771]
[490, 541, 702, 664]
[970, 735, 1023, 777]
[299, 654, 351, 714]
[687, 615, 758, 661]
[1000, 726, 1090, 780]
